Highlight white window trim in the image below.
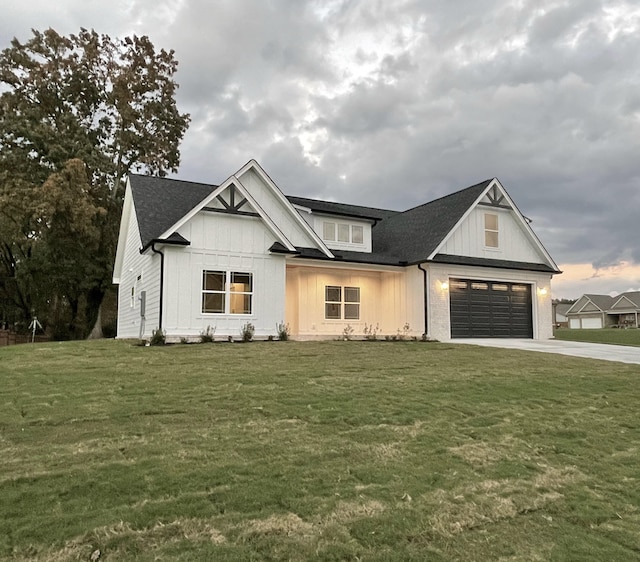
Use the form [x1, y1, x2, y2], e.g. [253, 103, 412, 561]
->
[324, 285, 360, 320]
[484, 213, 499, 249]
[321, 220, 366, 247]
[202, 270, 253, 315]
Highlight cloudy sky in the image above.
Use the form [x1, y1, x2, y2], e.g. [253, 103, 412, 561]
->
[2, 0, 639, 299]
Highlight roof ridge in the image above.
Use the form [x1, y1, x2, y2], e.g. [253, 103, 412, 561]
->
[401, 179, 494, 214]
[130, 173, 219, 189]
[286, 194, 397, 214]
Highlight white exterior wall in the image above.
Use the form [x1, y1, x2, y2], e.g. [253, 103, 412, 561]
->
[285, 262, 419, 338]
[116, 204, 160, 339]
[162, 212, 286, 339]
[441, 207, 546, 263]
[237, 169, 316, 248]
[426, 262, 553, 341]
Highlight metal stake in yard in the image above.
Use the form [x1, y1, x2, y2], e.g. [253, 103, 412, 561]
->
[28, 316, 43, 343]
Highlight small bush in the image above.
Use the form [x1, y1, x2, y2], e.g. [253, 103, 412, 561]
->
[149, 328, 166, 346]
[396, 323, 410, 341]
[363, 323, 379, 341]
[342, 324, 354, 341]
[276, 322, 290, 341]
[180, 337, 189, 344]
[240, 322, 255, 342]
[200, 325, 216, 343]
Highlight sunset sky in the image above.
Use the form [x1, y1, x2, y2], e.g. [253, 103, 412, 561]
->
[2, 0, 639, 299]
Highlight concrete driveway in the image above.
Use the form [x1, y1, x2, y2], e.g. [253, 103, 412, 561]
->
[452, 338, 640, 365]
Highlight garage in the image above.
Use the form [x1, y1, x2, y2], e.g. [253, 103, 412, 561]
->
[449, 278, 533, 338]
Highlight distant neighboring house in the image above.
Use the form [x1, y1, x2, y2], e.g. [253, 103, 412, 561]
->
[553, 302, 572, 327]
[112, 160, 560, 341]
[566, 292, 640, 328]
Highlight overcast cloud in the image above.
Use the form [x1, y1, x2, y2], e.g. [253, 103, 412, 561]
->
[2, 0, 639, 298]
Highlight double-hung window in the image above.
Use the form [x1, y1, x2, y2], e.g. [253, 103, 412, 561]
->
[202, 271, 253, 314]
[484, 213, 499, 248]
[325, 286, 360, 320]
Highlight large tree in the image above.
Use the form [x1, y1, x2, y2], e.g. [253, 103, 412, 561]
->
[0, 28, 190, 338]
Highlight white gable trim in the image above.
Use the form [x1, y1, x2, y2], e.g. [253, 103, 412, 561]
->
[236, 160, 334, 258]
[427, 178, 559, 271]
[113, 177, 134, 284]
[569, 296, 605, 314]
[157, 175, 297, 252]
[154, 160, 334, 258]
[611, 295, 638, 310]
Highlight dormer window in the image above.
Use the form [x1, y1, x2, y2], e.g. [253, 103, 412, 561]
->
[484, 213, 499, 248]
[323, 222, 336, 241]
[322, 221, 365, 245]
[352, 225, 363, 244]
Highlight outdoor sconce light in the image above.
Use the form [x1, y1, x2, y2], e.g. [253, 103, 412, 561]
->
[538, 287, 548, 296]
[440, 281, 449, 291]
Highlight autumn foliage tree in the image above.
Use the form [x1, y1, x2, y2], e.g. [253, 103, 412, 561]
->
[0, 28, 190, 338]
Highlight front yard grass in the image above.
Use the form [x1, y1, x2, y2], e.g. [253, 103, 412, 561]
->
[555, 327, 640, 347]
[1, 339, 639, 561]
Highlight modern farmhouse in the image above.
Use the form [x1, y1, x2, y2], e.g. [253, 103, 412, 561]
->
[113, 160, 560, 341]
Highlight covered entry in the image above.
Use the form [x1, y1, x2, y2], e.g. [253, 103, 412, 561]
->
[449, 278, 533, 338]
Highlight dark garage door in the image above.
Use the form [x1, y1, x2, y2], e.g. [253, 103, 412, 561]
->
[449, 279, 533, 338]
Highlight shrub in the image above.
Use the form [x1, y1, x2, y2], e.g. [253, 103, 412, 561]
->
[363, 323, 379, 341]
[200, 325, 216, 343]
[240, 322, 255, 342]
[342, 324, 354, 341]
[149, 328, 166, 346]
[276, 322, 290, 341]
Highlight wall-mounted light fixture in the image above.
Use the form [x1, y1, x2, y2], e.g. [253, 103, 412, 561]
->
[440, 281, 449, 291]
[538, 287, 548, 296]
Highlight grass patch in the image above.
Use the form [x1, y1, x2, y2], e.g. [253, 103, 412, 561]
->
[555, 328, 640, 347]
[1, 340, 640, 561]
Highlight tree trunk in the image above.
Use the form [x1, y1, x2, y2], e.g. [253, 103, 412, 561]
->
[86, 287, 105, 339]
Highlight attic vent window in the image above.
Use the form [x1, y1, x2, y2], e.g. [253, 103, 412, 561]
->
[484, 213, 499, 248]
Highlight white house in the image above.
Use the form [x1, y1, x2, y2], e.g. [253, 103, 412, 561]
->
[113, 160, 560, 341]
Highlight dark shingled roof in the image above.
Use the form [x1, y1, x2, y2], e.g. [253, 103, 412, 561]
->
[129, 173, 557, 273]
[368, 179, 493, 264]
[286, 195, 399, 221]
[129, 174, 216, 249]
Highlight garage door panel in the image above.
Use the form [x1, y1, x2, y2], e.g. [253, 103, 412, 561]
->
[450, 278, 533, 338]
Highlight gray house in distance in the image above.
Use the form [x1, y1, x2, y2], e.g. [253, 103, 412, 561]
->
[566, 292, 640, 329]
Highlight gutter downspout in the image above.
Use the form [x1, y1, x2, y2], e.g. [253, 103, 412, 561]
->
[151, 243, 164, 331]
[417, 263, 428, 338]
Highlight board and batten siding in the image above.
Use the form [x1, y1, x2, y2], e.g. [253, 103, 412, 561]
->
[237, 168, 316, 248]
[116, 202, 161, 339]
[426, 262, 553, 341]
[441, 207, 545, 263]
[285, 264, 422, 338]
[162, 211, 286, 338]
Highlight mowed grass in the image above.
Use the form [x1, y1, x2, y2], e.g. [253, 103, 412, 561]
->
[555, 328, 640, 347]
[1, 340, 640, 561]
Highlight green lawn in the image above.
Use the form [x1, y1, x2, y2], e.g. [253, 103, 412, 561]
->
[1, 340, 640, 561]
[555, 328, 640, 347]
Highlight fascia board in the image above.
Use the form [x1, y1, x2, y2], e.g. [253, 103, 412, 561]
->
[236, 160, 334, 258]
[494, 180, 560, 272]
[428, 178, 560, 273]
[112, 178, 134, 284]
[231, 175, 297, 251]
[427, 179, 497, 260]
[158, 175, 297, 252]
[565, 299, 585, 314]
[610, 295, 636, 310]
